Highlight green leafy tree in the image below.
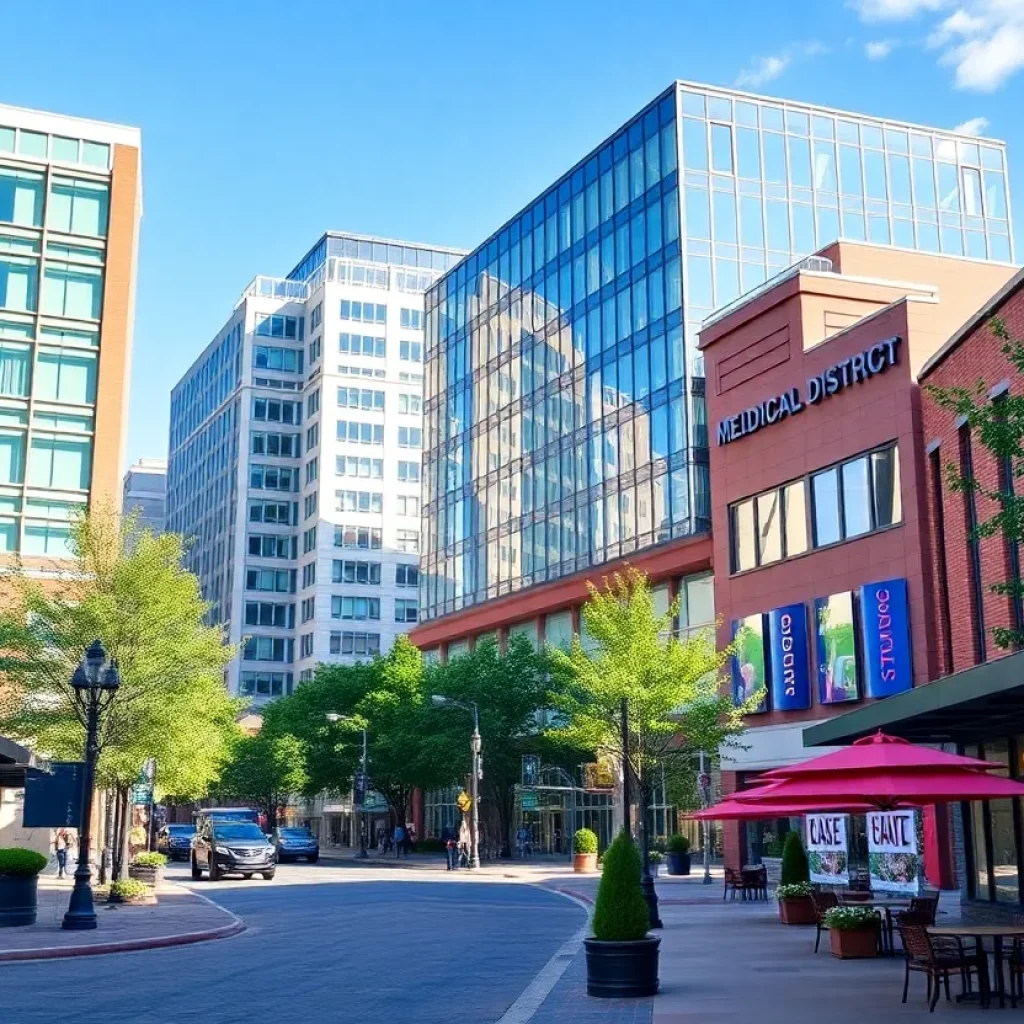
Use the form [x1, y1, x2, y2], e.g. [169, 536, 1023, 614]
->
[0, 509, 240, 877]
[217, 732, 309, 831]
[548, 568, 754, 868]
[927, 316, 1024, 650]
[780, 830, 810, 886]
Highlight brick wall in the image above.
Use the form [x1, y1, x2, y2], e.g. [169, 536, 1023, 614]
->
[921, 284, 1024, 674]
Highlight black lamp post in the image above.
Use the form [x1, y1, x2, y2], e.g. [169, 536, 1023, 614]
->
[622, 697, 661, 929]
[432, 696, 481, 870]
[63, 640, 120, 931]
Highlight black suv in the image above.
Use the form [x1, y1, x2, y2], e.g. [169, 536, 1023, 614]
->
[191, 817, 276, 881]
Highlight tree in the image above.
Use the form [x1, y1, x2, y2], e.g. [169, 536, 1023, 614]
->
[927, 316, 1024, 650]
[217, 732, 309, 831]
[547, 568, 756, 865]
[0, 509, 240, 877]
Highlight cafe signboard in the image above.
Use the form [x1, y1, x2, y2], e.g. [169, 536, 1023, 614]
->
[867, 809, 919, 894]
[805, 813, 849, 886]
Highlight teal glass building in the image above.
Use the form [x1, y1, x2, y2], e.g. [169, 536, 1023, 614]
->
[420, 80, 1013, 623]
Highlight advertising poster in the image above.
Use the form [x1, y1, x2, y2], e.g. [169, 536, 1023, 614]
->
[767, 603, 812, 711]
[859, 578, 914, 699]
[867, 810, 919, 894]
[805, 813, 849, 886]
[814, 592, 860, 704]
[732, 615, 768, 713]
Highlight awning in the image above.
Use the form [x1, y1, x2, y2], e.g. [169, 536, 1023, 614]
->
[0, 736, 36, 789]
[804, 651, 1024, 748]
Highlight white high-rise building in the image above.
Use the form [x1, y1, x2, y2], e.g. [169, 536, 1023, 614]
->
[167, 233, 463, 704]
[122, 457, 167, 535]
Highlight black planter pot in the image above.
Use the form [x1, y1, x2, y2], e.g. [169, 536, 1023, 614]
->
[0, 874, 39, 927]
[667, 852, 691, 875]
[585, 935, 660, 998]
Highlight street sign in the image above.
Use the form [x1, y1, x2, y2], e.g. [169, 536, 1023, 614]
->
[456, 790, 472, 812]
[361, 790, 389, 812]
[23, 762, 84, 828]
[521, 791, 538, 811]
[131, 783, 153, 805]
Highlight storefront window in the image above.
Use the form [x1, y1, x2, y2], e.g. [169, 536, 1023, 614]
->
[987, 740, 1019, 905]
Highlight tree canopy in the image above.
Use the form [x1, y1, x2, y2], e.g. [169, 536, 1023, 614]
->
[217, 732, 309, 831]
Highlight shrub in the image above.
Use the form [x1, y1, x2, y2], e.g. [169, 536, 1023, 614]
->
[109, 878, 151, 900]
[780, 831, 809, 886]
[823, 906, 881, 931]
[592, 830, 649, 942]
[649, 850, 664, 864]
[667, 833, 691, 855]
[574, 828, 598, 854]
[0, 848, 48, 877]
[130, 852, 167, 868]
[776, 882, 812, 900]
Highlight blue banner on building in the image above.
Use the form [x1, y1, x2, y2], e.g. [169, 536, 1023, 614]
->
[732, 615, 769, 713]
[767, 603, 812, 711]
[859, 578, 913, 698]
[815, 592, 860, 704]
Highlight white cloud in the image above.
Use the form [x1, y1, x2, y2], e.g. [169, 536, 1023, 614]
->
[735, 55, 791, 87]
[865, 39, 897, 57]
[854, 0, 1024, 91]
[953, 115, 990, 134]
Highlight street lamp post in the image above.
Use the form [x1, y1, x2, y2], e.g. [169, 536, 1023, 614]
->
[63, 640, 120, 931]
[623, 696, 661, 929]
[699, 750, 713, 885]
[326, 714, 369, 859]
[432, 696, 480, 870]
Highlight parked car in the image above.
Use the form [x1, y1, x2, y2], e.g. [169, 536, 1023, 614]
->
[191, 807, 259, 825]
[157, 824, 195, 861]
[191, 818, 276, 881]
[272, 827, 320, 863]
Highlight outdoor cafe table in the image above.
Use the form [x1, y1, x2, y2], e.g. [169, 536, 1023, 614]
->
[838, 897, 912, 955]
[928, 925, 1024, 1009]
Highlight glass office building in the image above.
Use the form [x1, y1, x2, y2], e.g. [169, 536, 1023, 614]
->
[420, 80, 1012, 623]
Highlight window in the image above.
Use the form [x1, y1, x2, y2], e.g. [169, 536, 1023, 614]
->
[245, 568, 295, 593]
[239, 671, 291, 696]
[959, 424, 986, 663]
[339, 333, 385, 357]
[336, 456, 383, 479]
[0, 253, 37, 312]
[395, 599, 419, 623]
[34, 347, 97, 405]
[336, 421, 384, 445]
[397, 460, 420, 482]
[331, 560, 382, 585]
[306, 423, 319, 450]
[249, 465, 297, 491]
[336, 387, 385, 410]
[396, 495, 420, 517]
[400, 308, 424, 329]
[340, 300, 386, 324]
[0, 342, 30, 397]
[253, 346, 303, 373]
[28, 435, 91, 490]
[247, 534, 296, 559]
[929, 448, 954, 675]
[244, 601, 292, 628]
[302, 526, 316, 553]
[398, 426, 422, 448]
[399, 340, 423, 362]
[305, 457, 319, 485]
[335, 490, 383, 513]
[308, 336, 321, 364]
[330, 631, 381, 656]
[253, 398, 301, 424]
[22, 522, 72, 557]
[0, 169, 44, 228]
[254, 313, 303, 340]
[398, 394, 422, 415]
[242, 636, 293, 663]
[248, 500, 294, 525]
[41, 263, 102, 320]
[309, 302, 323, 332]
[300, 596, 315, 622]
[250, 432, 299, 457]
[331, 596, 381, 621]
[812, 469, 842, 546]
[0, 431, 25, 484]
[47, 178, 108, 236]
[306, 389, 320, 416]
[302, 562, 316, 588]
[334, 525, 382, 549]
[299, 633, 314, 658]
[396, 529, 419, 553]
[303, 492, 318, 520]
[396, 564, 419, 587]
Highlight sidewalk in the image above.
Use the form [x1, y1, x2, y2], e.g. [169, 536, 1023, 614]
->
[0, 874, 244, 962]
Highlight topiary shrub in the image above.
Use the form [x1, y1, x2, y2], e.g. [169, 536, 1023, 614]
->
[667, 833, 691, 854]
[780, 831, 810, 887]
[591, 830, 649, 942]
[130, 851, 167, 868]
[109, 878, 151, 900]
[574, 828, 598, 854]
[0, 848, 48, 877]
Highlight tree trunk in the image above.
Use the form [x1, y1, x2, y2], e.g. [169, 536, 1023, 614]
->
[98, 789, 114, 884]
[112, 785, 131, 880]
[265, 797, 278, 833]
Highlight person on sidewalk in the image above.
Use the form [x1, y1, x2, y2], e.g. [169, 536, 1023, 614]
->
[393, 823, 406, 858]
[54, 829, 72, 879]
[458, 818, 471, 868]
[404, 823, 416, 857]
[443, 828, 457, 870]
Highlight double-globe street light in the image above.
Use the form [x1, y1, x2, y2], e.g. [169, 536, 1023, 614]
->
[325, 713, 369, 859]
[63, 640, 120, 931]
[431, 696, 481, 870]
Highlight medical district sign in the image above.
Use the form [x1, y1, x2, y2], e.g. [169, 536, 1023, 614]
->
[715, 336, 902, 446]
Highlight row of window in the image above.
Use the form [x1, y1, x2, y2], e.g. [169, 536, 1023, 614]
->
[340, 300, 386, 324]
[339, 333, 386, 358]
[0, 344, 97, 404]
[253, 345, 303, 373]
[244, 600, 294, 628]
[336, 456, 383, 479]
[250, 431, 299, 457]
[0, 254, 104, 321]
[248, 499, 296, 525]
[328, 595, 419, 623]
[254, 314, 304, 340]
[250, 464, 298, 492]
[400, 308, 424, 329]
[337, 387, 385, 410]
[398, 394, 421, 414]
[730, 444, 902, 573]
[242, 635, 294, 663]
[248, 534, 297, 560]
[330, 631, 380, 656]
[337, 420, 384, 445]
[0, 172, 109, 236]
[238, 671, 293, 696]
[253, 398, 301, 424]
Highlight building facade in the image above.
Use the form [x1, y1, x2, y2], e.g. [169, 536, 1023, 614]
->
[167, 233, 462, 704]
[122, 456, 166, 535]
[0, 103, 141, 564]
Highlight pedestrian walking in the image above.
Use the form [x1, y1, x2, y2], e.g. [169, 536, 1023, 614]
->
[405, 823, 416, 857]
[54, 828, 73, 878]
[393, 823, 406, 858]
[458, 818, 471, 868]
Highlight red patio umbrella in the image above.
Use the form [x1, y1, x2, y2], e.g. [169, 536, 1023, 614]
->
[688, 797, 879, 820]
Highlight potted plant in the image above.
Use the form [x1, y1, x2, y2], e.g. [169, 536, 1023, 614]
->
[666, 833, 691, 875]
[574, 828, 599, 873]
[128, 851, 167, 887]
[776, 832, 814, 925]
[0, 848, 48, 927]
[108, 878, 157, 906]
[824, 906, 881, 959]
[585, 830, 660, 998]
[648, 850, 663, 878]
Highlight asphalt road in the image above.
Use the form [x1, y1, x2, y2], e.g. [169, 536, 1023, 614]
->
[0, 862, 585, 1024]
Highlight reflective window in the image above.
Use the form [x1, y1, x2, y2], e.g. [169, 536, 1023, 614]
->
[711, 124, 733, 174]
[812, 468, 841, 546]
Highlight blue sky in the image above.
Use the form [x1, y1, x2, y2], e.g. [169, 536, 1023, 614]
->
[2, 0, 1022, 468]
